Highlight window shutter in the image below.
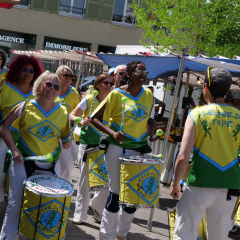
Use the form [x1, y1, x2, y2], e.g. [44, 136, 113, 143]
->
[45, 0, 60, 13]
[85, 0, 101, 20]
[99, 0, 115, 23]
[31, 0, 45, 10]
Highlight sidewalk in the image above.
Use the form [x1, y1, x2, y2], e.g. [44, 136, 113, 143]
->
[0, 164, 237, 239]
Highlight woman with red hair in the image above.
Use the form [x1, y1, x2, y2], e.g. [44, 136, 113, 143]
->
[0, 54, 44, 204]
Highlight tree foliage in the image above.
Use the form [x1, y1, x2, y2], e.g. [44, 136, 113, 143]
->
[132, 0, 240, 57]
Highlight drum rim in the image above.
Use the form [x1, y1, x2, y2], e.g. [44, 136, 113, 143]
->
[24, 175, 74, 197]
[118, 200, 159, 209]
[86, 147, 101, 154]
[119, 156, 162, 163]
[89, 184, 109, 191]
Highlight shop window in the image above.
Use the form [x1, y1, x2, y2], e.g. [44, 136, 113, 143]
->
[15, 0, 31, 8]
[98, 45, 116, 54]
[31, 0, 60, 13]
[112, 0, 139, 25]
[59, 0, 85, 16]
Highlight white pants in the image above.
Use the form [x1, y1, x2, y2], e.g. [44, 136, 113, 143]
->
[71, 141, 80, 165]
[0, 160, 60, 240]
[99, 144, 141, 240]
[59, 140, 74, 183]
[174, 185, 236, 240]
[74, 144, 109, 221]
[0, 138, 9, 202]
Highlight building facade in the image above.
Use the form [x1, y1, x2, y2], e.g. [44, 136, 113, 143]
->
[0, 0, 147, 61]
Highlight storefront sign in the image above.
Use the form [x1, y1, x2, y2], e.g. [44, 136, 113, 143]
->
[45, 42, 87, 51]
[0, 35, 24, 43]
[44, 37, 90, 51]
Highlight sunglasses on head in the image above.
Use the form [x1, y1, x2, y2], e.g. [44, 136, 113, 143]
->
[102, 81, 114, 87]
[44, 82, 60, 91]
[117, 72, 125, 76]
[62, 74, 73, 79]
[207, 66, 215, 86]
[134, 69, 149, 76]
[22, 67, 34, 74]
[224, 98, 235, 104]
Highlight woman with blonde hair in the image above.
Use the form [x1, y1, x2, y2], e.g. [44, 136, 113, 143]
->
[0, 72, 71, 240]
[70, 74, 113, 224]
[55, 65, 81, 182]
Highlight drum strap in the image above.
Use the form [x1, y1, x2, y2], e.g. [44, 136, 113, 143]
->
[24, 160, 56, 178]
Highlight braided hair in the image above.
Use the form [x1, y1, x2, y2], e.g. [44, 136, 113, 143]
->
[119, 60, 145, 86]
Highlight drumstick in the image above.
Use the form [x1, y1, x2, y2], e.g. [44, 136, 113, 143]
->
[89, 85, 93, 94]
[151, 129, 163, 139]
[120, 97, 128, 144]
[85, 90, 98, 130]
[11, 153, 53, 163]
[66, 117, 82, 143]
[146, 153, 163, 159]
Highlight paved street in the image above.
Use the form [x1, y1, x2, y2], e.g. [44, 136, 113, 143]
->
[0, 164, 237, 239]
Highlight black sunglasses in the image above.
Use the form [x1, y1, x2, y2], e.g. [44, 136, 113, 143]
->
[63, 74, 73, 79]
[117, 72, 125, 76]
[22, 67, 34, 74]
[224, 98, 235, 104]
[102, 81, 114, 87]
[44, 82, 60, 91]
[72, 79, 77, 82]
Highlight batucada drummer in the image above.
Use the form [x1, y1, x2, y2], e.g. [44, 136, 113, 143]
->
[0, 54, 44, 205]
[55, 65, 81, 183]
[91, 61, 158, 240]
[0, 72, 71, 240]
[0, 49, 8, 88]
[70, 74, 112, 224]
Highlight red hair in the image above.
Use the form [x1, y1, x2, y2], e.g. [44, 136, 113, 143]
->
[6, 55, 44, 84]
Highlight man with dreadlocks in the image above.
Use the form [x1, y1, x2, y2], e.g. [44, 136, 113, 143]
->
[91, 60, 158, 240]
[170, 67, 240, 240]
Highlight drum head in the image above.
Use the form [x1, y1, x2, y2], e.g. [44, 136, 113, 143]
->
[25, 175, 74, 197]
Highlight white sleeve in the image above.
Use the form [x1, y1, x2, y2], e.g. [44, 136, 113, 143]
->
[149, 98, 155, 119]
[77, 97, 88, 111]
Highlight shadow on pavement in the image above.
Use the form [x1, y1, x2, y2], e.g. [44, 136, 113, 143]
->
[159, 197, 178, 210]
[127, 232, 165, 240]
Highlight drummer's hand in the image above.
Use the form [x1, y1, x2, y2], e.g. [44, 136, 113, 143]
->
[12, 149, 24, 163]
[113, 131, 125, 142]
[81, 116, 91, 126]
[149, 131, 158, 142]
[62, 137, 72, 149]
[170, 182, 181, 199]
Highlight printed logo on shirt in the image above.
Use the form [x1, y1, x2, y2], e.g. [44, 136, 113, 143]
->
[89, 152, 109, 185]
[57, 101, 71, 112]
[125, 103, 149, 122]
[27, 120, 60, 142]
[23, 199, 68, 239]
[126, 166, 159, 205]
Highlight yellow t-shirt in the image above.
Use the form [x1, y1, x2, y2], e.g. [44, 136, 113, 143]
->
[0, 69, 8, 86]
[55, 86, 80, 114]
[92, 87, 154, 148]
[188, 104, 240, 188]
[12, 99, 70, 162]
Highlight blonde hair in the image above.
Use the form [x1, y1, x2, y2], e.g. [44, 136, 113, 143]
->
[33, 72, 60, 97]
[55, 65, 73, 78]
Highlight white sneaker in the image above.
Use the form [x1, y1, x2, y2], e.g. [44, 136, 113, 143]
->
[116, 235, 127, 240]
[93, 209, 102, 222]
[72, 218, 82, 224]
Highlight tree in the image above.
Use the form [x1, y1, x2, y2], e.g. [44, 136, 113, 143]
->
[132, 0, 240, 57]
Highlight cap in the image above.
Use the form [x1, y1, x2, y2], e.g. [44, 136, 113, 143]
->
[108, 68, 115, 75]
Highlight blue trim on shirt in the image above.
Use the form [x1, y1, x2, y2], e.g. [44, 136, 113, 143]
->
[7, 83, 32, 98]
[189, 112, 195, 126]
[110, 122, 148, 142]
[30, 99, 61, 118]
[102, 120, 108, 125]
[85, 98, 88, 111]
[58, 86, 73, 99]
[116, 87, 145, 101]
[193, 146, 238, 172]
[61, 136, 68, 140]
[9, 126, 19, 132]
[0, 69, 8, 75]
[20, 134, 36, 156]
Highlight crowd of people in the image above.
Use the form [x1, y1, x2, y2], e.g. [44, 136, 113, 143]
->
[0, 49, 240, 240]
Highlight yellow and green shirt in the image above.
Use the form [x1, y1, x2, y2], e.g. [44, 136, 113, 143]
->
[0, 69, 8, 86]
[188, 104, 240, 189]
[55, 86, 80, 114]
[92, 87, 154, 149]
[80, 94, 103, 145]
[12, 99, 70, 162]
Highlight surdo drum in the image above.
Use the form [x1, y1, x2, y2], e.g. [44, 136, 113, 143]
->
[18, 175, 74, 240]
[119, 156, 162, 208]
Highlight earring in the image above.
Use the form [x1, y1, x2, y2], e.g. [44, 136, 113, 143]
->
[37, 91, 40, 95]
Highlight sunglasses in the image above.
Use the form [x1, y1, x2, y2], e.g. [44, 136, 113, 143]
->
[102, 81, 114, 87]
[117, 72, 125, 76]
[62, 74, 73, 79]
[22, 67, 34, 74]
[72, 79, 77, 82]
[134, 69, 149, 76]
[224, 98, 235, 104]
[207, 66, 215, 86]
[44, 82, 60, 91]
